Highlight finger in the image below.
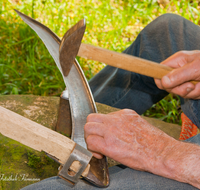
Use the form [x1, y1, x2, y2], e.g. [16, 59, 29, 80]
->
[183, 82, 200, 99]
[108, 111, 120, 115]
[156, 80, 200, 99]
[155, 51, 200, 90]
[86, 135, 106, 157]
[154, 78, 164, 90]
[86, 113, 107, 123]
[192, 95, 200, 100]
[108, 109, 137, 116]
[161, 63, 197, 89]
[84, 122, 105, 139]
[165, 82, 195, 97]
[107, 109, 128, 116]
[91, 152, 103, 159]
[161, 50, 200, 68]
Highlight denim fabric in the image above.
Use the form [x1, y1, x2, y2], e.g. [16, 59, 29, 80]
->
[21, 14, 200, 189]
[21, 133, 200, 190]
[21, 168, 198, 190]
[89, 13, 200, 127]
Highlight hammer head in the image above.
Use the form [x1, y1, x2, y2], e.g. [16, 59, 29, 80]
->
[59, 19, 86, 76]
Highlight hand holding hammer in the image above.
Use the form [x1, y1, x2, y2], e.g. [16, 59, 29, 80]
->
[59, 19, 197, 86]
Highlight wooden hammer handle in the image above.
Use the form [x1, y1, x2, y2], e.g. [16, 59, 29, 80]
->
[78, 43, 197, 84]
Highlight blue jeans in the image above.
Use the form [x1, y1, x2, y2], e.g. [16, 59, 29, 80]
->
[21, 135, 200, 190]
[22, 14, 200, 189]
[90, 13, 200, 127]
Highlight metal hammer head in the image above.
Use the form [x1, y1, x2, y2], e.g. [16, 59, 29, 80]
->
[59, 19, 86, 76]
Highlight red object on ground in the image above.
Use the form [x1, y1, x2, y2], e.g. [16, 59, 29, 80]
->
[179, 113, 198, 140]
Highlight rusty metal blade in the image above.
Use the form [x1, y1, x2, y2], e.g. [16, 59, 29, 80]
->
[15, 10, 109, 187]
[59, 19, 86, 76]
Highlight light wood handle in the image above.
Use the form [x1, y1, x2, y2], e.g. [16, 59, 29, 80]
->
[78, 44, 197, 84]
[0, 106, 90, 177]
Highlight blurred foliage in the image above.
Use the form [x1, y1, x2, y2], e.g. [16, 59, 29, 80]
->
[144, 94, 182, 125]
[1, 0, 200, 124]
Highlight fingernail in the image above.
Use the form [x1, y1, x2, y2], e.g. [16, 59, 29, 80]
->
[163, 76, 171, 85]
[186, 88, 193, 92]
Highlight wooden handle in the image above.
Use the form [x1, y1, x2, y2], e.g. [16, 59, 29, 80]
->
[78, 44, 197, 84]
[0, 106, 90, 177]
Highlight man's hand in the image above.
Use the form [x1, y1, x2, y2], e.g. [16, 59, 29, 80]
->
[84, 109, 200, 188]
[84, 109, 177, 172]
[155, 50, 200, 99]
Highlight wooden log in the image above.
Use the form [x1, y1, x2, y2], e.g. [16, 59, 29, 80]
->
[0, 105, 90, 177]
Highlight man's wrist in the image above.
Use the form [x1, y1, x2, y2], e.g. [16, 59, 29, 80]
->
[146, 137, 179, 179]
[158, 139, 200, 188]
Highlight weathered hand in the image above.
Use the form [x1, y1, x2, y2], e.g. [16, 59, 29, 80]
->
[84, 109, 176, 173]
[155, 50, 200, 99]
[84, 109, 200, 189]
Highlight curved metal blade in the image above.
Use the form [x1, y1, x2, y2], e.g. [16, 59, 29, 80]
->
[15, 10, 109, 187]
[14, 9, 62, 76]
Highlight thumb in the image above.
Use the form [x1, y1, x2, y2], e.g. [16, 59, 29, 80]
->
[161, 62, 197, 89]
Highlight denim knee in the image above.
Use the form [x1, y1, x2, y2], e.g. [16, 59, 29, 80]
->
[155, 13, 184, 25]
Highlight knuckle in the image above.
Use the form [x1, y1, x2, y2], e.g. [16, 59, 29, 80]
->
[191, 88, 200, 99]
[172, 89, 185, 97]
[84, 123, 90, 132]
[180, 50, 200, 63]
[86, 135, 93, 147]
[100, 145, 106, 154]
[176, 51, 191, 62]
[193, 50, 200, 55]
[177, 50, 187, 56]
[121, 109, 137, 116]
[121, 109, 135, 114]
[193, 56, 200, 63]
[86, 113, 95, 122]
[86, 115, 91, 122]
[197, 87, 200, 95]
[192, 59, 200, 74]
[86, 136, 100, 152]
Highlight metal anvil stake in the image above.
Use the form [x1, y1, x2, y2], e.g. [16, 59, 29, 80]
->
[15, 10, 109, 187]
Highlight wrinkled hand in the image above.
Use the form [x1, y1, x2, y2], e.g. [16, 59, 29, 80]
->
[84, 109, 176, 173]
[155, 50, 200, 99]
[85, 109, 200, 188]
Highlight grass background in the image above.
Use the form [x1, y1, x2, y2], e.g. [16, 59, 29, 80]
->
[1, 0, 200, 124]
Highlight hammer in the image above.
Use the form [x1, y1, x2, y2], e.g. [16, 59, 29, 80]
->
[60, 19, 197, 85]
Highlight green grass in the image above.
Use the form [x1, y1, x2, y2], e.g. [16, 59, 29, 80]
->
[0, 133, 59, 190]
[1, 0, 200, 124]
